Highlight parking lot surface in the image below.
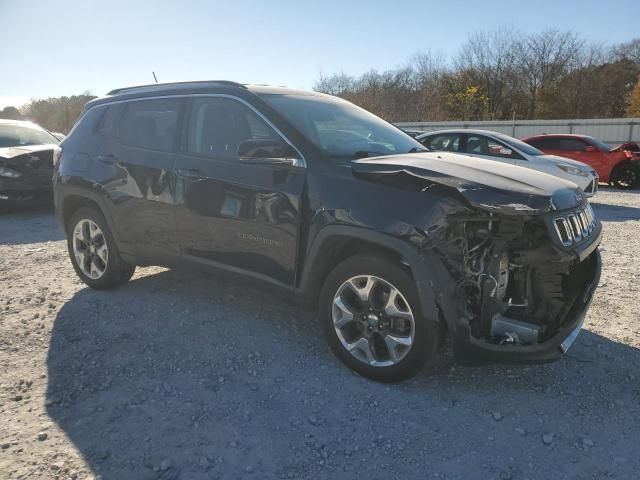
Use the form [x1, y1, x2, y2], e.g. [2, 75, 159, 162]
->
[1, 188, 639, 480]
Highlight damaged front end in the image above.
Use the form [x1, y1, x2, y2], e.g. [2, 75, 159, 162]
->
[438, 203, 601, 363]
[351, 152, 603, 362]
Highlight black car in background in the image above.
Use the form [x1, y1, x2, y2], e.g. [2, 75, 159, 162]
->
[53, 81, 601, 381]
[0, 119, 60, 211]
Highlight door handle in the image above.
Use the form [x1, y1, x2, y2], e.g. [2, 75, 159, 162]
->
[96, 154, 116, 164]
[177, 168, 206, 181]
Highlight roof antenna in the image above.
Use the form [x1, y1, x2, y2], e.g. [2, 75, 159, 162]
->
[152, 71, 159, 83]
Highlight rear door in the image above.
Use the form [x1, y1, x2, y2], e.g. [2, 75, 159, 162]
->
[174, 95, 306, 286]
[91, 98, 183, 262]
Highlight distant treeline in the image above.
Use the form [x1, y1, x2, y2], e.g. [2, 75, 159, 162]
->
[0, 93, 96, 134]
[315, 30, 640, 122]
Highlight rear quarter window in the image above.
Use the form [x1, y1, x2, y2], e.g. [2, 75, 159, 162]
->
[98, 104, 124, 137]
[62, 105, 108, 153]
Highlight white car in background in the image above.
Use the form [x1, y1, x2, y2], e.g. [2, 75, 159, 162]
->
[416, 129, 598, 197]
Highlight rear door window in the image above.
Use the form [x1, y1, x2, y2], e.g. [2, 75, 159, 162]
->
[555, 138, 587, 151]
[527, 137, 559, 150]
[118, 98, 182, 152]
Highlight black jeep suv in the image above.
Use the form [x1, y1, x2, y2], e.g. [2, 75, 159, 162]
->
[54, 81, 602, 381]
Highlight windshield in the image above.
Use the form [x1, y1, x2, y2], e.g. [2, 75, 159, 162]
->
[585, 136, 612, 151]
[494, 133, 544, 156]
[0, 124, 59, 148]
[259, 93, 425, 159]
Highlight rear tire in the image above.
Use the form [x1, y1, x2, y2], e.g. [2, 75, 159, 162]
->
[319, 255, 440, 382]
[609, 163, 640, 190]
[67, 207, 135, 289]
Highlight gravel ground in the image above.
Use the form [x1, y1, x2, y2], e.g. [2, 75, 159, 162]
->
[0, 187, 639, 480]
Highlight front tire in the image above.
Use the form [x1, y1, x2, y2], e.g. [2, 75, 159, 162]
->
[67, 207, 135, 289]
[610, 163, 640, 190]
[319, 255, 440, 382]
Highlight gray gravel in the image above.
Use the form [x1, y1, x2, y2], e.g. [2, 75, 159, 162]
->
[1, 187, 639, 480]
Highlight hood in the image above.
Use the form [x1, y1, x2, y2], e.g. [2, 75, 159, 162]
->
[610, 142, 639, 153]
[352, 151, 584, 215]
[539, 154, 594, 171]
[0, 144, 58, 160]
[0, 144, 54, 182]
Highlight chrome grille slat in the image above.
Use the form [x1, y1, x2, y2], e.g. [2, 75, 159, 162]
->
[552, 204, 597, 247]
[568, 214, 582, 241]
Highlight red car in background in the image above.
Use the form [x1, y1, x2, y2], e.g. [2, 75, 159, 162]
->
[523, 134, 640, 189]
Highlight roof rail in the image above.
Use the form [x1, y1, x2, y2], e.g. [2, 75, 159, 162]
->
[107, 80, 247, 96]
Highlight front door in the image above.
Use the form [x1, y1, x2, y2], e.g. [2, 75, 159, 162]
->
[174, 96, 306, 286]
[545, 137, 605, 173]
[462, 134, 518, 165]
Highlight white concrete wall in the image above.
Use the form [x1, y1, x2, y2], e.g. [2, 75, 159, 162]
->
[395, 118, 640, 144]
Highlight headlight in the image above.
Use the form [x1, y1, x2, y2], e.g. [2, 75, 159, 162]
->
[0, 166, 22, 178]
[557, 163, 590, 177]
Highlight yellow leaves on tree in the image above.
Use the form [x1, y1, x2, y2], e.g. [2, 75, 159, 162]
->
[446, 86, 489, 121]
[626, 79, 640, 117]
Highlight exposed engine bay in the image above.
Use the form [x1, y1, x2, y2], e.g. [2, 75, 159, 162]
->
[440, 210, 598, 347]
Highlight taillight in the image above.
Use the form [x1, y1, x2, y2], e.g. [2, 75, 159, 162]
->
[624, 150, 633, 160]
[53, 145, 62, 167]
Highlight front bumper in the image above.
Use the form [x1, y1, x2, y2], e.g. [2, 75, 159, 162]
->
[583, 176, 598, 197]
[453, 248, 602, 364]
[0, 178, 53, 206]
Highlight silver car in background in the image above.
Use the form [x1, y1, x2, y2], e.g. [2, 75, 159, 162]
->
[416, 129, 598, 197]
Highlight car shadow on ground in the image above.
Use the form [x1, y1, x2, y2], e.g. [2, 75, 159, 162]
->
[0, 206, 64, 245]
[591, 202, 640, 222]
[46, 268, 640, 479]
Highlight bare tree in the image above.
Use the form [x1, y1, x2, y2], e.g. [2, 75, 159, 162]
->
[410, 51, 449, 121]
[614, 38, 640, 66]
[0, 106, 23, 120]
[515, 30, 585, 118]
[313, 30, 637, 122]
[454, 28, 520, 119]
[314, 71, 355, 97]
[21, 93, 96, 133]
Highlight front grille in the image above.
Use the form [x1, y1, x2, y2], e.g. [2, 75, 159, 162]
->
[553, 203, 596, 247]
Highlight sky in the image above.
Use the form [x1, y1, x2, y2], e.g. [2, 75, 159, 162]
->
[1, 0, 639, 109]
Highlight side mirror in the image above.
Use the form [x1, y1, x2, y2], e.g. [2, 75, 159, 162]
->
[499, 147, 513, 156]
[237, 139, 299, 163]
[584, 145, 596, 153]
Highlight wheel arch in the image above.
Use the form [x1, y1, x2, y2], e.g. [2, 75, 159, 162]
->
[297, 225, 440, 322]
[58, 189, 123, 250]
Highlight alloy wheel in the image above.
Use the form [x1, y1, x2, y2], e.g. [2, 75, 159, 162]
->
[72, 219, 108, 279]
[614, 167, 639, 189]
[332, 275, 415, 367]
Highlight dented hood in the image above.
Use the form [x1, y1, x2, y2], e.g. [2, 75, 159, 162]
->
[0, 144, 57, 160]
[352, 151, 584, 214]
